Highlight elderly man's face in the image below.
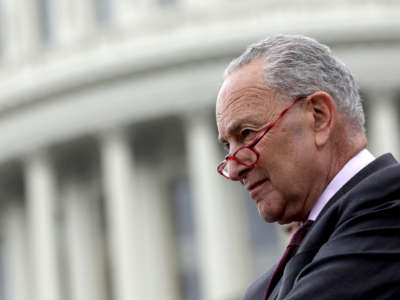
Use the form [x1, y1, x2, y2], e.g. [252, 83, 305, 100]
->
[216, 59, 320, 224]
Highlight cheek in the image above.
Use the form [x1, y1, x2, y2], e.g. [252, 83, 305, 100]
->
[262, 137, 313, 189]
[281, 127, 315, 165]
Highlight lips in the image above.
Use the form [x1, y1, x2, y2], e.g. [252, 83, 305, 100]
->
[247, 178, 269, 192]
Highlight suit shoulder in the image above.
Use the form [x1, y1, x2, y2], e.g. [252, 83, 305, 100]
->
[243, 268, 274, 300]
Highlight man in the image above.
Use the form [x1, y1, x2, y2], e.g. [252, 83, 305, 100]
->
[216, 34, 400, 299]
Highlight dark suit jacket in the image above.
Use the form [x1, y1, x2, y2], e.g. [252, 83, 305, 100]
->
[244, 154, 400, 300]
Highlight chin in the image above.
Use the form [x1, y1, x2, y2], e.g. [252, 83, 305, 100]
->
[256, 198, 291, 224]
[257, 202, 280, 223]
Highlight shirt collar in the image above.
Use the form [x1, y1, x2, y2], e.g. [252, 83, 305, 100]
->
[308, 149, 375, 221]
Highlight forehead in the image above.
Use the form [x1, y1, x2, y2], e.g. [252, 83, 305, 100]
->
[216, 59, 278, 134]
[217, 58, 266, 105]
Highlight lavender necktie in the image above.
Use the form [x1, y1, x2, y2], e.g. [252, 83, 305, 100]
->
[264, 220, 314, 300]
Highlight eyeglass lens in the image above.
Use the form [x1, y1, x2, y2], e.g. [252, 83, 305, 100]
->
[221, 148, 258, 177]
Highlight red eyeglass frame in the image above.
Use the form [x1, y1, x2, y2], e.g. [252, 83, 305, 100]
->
[217, 95, 307, 179]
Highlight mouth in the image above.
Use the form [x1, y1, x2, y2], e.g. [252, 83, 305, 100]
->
[247, 178, 269, 192]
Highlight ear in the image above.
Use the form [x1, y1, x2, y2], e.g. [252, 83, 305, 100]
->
[306, 92, 336, 148]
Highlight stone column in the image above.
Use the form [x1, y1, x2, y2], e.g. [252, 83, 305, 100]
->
[137, 165, 181, 300]
[1, 0, 41, 62]
[1, 0, 21, 61]
[112, 0, 148, 28]
[24, 151, 61, 300]
[183, 0, 211, 11]
[367, 89, 400, 160]
[184, 111, 253, 300]
[49, 0, 96, 45]
[100, 128, 145, 300]
[2, 199, 30, 300]
[62, 178, 107, 300]
[275, 223, 289, 253]
[112, 0, 136, 28]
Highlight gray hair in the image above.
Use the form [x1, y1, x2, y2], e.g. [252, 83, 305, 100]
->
[224, 34, 365, 131]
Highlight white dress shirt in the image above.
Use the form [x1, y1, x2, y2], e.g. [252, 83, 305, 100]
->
[308, 149, 375, 221]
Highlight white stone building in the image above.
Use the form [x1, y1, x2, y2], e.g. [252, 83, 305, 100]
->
[0, 1, 399, 300]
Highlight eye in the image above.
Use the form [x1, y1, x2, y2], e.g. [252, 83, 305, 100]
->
[240, 129, 255, 140]
[223, 142, 230, 152]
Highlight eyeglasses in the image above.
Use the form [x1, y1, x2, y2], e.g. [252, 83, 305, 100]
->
[217, 95, 306, 179]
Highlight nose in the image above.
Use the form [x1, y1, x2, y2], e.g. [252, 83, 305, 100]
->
[226, 158, 252, 181]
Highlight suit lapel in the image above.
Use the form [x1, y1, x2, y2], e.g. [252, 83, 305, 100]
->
[277, 249, 318, 299]
[271, 154, 397, 300]
[315, 153, 397, 222]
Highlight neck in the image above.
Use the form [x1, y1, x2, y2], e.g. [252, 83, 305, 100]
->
[302, 129, 367, 222]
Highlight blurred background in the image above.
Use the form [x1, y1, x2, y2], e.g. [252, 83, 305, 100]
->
[0, 1, 399, 300]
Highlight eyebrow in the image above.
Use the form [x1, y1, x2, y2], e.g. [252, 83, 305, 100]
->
[218, 118, 257, 144]
[218, 121, 237, 144]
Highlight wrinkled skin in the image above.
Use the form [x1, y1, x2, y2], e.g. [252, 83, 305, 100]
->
[216, 58, 351, 224]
